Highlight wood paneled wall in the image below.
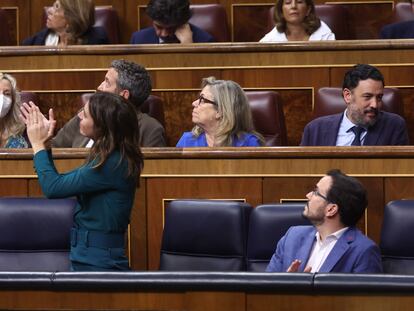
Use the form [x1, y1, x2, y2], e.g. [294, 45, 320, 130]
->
[1, 283, 414, 310]
[2, 284, 414, 310]
[0, 0, 403, 44]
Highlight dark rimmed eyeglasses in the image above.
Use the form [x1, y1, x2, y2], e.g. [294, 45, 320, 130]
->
[198, 95, 217, 106]
[311, 189, 330, 202]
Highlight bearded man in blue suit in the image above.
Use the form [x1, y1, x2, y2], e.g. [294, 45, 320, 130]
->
[301, 64, 409, 146]
[266, 169, 383, 273]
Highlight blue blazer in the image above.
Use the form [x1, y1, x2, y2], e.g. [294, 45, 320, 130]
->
[266, 226, 383, 273]
[176, 132, 261, 147]
[380, 20, 414, 39]
[22, 27, 109, 45]
[300, 111, 409, 146]
[130, 23, 215, 44]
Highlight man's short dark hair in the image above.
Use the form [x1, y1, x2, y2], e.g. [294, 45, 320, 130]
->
[326, 169, 367, 227]
[110, 60, 152, 109]
[146, 0, 192, 26]
[342, 64, 384, 91]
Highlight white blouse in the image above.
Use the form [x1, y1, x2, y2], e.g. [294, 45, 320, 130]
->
[45, 32, 59, 46]
[260, 21, 335, 42]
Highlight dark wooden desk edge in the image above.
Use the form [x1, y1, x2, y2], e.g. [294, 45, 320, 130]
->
[0, 272, 414, 293]
[1, 40, 414, 56]
[1, 146, 414, 160]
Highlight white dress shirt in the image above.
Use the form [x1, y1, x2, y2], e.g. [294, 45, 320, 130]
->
[306, 227, 349, 273]
[85, 139, 94, 148]
[336, 110, 367, 146]
[260, 21, 335, 42]
[45, 32, 59, 46]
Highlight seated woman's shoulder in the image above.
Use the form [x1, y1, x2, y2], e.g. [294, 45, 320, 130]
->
[5, 135, 29, 148]
[236, 132, 263, 147]
[259, 21, 335, 42]
[311, 21, 335, 41]
[21, 28, 50, 45]
[259, 27, 285, 43]
[176, 132, 195, 147]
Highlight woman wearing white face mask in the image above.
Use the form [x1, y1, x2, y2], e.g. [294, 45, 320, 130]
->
[0, 73, 28, 148]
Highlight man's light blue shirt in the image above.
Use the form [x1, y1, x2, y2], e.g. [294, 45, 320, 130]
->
[336, 110, 367, 146]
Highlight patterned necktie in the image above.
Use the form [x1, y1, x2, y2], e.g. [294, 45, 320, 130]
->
[350, 126, 366, 146]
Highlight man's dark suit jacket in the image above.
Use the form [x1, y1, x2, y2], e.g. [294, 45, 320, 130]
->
[22, 26, 109, 45]
[380, 20, 414, 39]
[130, 23, 214, 44]
[300, 111, 409, 146]
[53, 112, 166, 148]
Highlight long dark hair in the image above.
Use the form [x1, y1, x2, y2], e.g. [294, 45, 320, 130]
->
[86, 92, 143, 179]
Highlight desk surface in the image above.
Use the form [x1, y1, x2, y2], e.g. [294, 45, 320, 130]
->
[2, 146, 414, 175]
[1, 40, 414, 70]
[0, 272, 413, 311]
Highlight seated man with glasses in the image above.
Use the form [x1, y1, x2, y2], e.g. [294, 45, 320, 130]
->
[266, 169, 382, 273]
[176, 77, 264, 147]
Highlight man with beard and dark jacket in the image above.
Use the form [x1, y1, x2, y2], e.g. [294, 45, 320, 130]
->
[300, 64, 409, 146]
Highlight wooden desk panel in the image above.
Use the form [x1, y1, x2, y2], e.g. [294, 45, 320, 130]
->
[0, 179, 28, 196]
[247, 293, 414, 311]
[3, 41, 414, 69]
[0, 279, 414, 311]
[0, 290, 188, 310]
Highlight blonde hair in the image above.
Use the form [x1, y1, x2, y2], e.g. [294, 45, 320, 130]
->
[192, 77, 264, 146]
[60, 0, 95, 44]
[0, 73, 25, 137]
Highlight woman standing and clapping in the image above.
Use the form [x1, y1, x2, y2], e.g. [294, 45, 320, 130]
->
[21, 92, 143, 271]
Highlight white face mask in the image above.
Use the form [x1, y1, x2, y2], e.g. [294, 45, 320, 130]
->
[0, 94, 12, 118]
